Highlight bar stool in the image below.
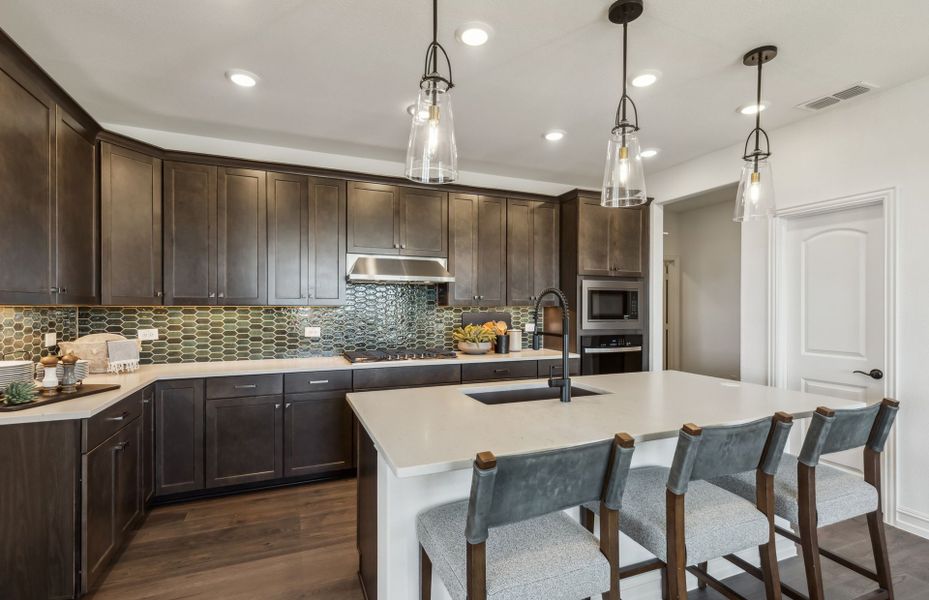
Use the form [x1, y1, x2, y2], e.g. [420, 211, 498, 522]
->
[711, 398, 900, 600]
[581, 412, 794, 599]
[416, 433, 636, 600]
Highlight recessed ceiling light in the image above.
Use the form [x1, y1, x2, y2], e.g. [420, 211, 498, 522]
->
[631, 70, 660, 87]
[226, 69, 258, 88]
[456, 22, 492, 46]
[543, 130, 566, 142]
[738, 101, 768, 115]
[640, 148, 659, 158]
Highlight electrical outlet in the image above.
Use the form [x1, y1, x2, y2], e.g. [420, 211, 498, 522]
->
[524, 323, 536, 333]
[304, 326, 321, 339]
[44, 332, 57, 347]
[138, 328, 159, 341]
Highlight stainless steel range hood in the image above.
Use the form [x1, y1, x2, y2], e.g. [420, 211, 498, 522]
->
[346, 254, 454, 284]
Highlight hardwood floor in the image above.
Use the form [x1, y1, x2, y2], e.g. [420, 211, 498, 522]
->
[90, 478, 929, 600]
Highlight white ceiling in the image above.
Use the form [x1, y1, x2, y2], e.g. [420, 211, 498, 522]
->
[4, 0, 929, 188]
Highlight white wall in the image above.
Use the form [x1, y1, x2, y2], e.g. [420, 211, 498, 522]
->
[646, 74, 929, 538]
[664, 198, 741, 380]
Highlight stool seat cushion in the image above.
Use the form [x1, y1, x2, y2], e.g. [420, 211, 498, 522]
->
[417, 500, 610, 600]
[711, 454, 878, 527]
[592, 466, 769, 565]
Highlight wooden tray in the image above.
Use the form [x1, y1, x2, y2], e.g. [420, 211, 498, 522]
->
[0, 384, 121, 412]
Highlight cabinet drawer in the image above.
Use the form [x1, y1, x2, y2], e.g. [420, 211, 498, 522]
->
[352, 364, 461, 391]
[206, 374, 283, 399]
[84, 390, 143, 452]
[284, 370, 352, 394]
[538, 357, 581, 378]
[462, 360, 538, 383]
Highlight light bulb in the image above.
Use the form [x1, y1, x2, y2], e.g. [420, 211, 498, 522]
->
[618, 147, 630, 184]
[749, 171, 761, 203]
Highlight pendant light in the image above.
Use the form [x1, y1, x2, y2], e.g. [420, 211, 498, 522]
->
[405, 0, 458, 184]
[734, 46, 777, 221]
[601, 0, 647, 208]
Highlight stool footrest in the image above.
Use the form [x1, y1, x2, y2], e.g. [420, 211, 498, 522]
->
[723, 554, 808, 600]
[774, 525, 880, 582]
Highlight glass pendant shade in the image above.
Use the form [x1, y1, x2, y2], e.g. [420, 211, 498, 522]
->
[734, 159, 775, 221]
[405, 87, 458, 184]
[601, 129, 647, 207]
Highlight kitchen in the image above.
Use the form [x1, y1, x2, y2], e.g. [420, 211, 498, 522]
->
[2, 1, 928, 599]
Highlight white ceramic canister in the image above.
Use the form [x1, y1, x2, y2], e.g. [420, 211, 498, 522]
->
[509, 329, 523, 352]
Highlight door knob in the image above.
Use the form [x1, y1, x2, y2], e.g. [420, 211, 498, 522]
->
[853, 369, 884, 380]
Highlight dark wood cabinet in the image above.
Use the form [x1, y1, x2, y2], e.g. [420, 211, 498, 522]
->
[267, 173, 346, 305]
[284, 391, 353, 477]
[506, 199, 559, 305]
[446, 194, 506, 306]
[163, 161, 217, 305]
[142, 385, 155, 504]
[100, 142, 163, 304]
[154, 379, 204, 496]
[576, 195, 646, 277]
[205, 395, 283, 488]
[347, 181, 447, 257]
[608, 203, 646, 276]
[218, 167, 267, 305]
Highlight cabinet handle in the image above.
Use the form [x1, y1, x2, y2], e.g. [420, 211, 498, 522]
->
[112, 441, 129, 452]
[218, 292, 225, 299]
[285, 403, 292, 409]
[275, 403, 281, 410]
[105, 411, 128, 422]
[142, 399, 150, 404]
[155, 291, 163, 298]
[309, 379, 329, 385]
[49, 287, 60, 293]
[400, 244, 406, 249]
[393, 243, 399, 249]
[493, 369, 510, 374]
[209, 292, 216, 298]
[234, 384, 257, 389]
[59, 288, 68, 294]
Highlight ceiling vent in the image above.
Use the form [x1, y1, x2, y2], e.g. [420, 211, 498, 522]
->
[796, 81, 878, 111]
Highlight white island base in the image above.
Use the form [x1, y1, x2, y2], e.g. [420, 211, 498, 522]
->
[349, 371, 861, 600]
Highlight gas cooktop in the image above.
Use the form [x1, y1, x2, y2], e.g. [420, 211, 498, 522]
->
[342, 348, 457, 364]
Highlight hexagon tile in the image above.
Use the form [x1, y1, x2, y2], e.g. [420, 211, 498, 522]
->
[0, 306, 78, 361]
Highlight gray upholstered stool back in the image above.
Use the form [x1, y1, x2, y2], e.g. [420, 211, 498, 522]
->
[666, 414, 793, 495]
[798, 399, 900, 467]
[464, 435, 635, 544]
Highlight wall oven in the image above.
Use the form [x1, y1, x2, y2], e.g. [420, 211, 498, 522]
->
[580, 278, 642, 331]
[580, 334, 643, 375]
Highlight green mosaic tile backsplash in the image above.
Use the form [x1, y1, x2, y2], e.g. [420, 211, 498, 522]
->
[0, 306, 78, 361]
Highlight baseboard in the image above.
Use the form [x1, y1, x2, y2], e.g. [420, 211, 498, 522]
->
[895, 506, 929, 539]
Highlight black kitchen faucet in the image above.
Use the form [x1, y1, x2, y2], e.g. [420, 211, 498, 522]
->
[531, 287, 572, 403]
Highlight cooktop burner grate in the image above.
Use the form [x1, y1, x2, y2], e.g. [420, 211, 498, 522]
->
[342, 348, 457, 363]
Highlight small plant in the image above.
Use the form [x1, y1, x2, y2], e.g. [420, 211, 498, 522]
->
[452, 324, 497, 344]
[3, 381, 38, 406]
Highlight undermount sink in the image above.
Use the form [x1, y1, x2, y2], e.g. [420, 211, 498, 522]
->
[466, 385, 606, 405]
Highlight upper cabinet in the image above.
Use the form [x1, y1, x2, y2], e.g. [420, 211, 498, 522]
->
[267, 173, 346, 306]
[445, 194, 506, 306]
[163, 161, 217, 305]
[217, 168, 267, 305]
[506, 199, 559, 305]
[100, 142, 163, 305]
[572, 194, 648, 278]
[347, 182, 447, 257]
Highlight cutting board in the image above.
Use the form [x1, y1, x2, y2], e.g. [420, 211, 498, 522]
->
[0, 384, 121, 412]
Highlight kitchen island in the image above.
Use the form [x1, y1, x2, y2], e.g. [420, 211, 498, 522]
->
[347, 370, 863, 600]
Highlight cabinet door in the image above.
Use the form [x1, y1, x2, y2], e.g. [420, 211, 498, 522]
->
[115, 418, 142, 537]
[154, 379, 204, 496]
[399, 187, 447, 257]
[82, 430, 117, 592]
[309, 177, 347, 304]
[577, 197, 612, 276]
[608, 205, 645, 276]
[475, 195, 507, 306]
[100, 142, 163, 305]
[267, 172, 308, 305]
[218, 168, 267, 305]
[0, 66, 54, 304]
[446, 194, 478, 305]
[164, 162, 217, 304]
[55, 109, 98, 305]
[506, 199, 532, 305]
[531, 201, 560, 303]
[347, 181, 399, 254]
[205, 395, 283, 488]
[284, 391, 353, 477]
[141, 385, 154, 504]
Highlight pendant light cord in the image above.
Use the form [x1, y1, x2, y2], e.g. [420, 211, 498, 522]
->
[621, 22, 628, 123]
[432, 0, 438, 74]
[754, 58, 763, 154]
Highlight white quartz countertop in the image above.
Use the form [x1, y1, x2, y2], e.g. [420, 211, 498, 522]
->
[0, 349, 574, 425]
[346, 370, 864, 478]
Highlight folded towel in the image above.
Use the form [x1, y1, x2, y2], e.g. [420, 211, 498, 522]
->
[106, 339, 140, 374]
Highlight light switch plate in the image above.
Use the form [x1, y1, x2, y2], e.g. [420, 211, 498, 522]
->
[524, 323, 536, 333]
[44, 332, 57, 347]
[138, 328, 159, 341]
[304, 326, 321, 339]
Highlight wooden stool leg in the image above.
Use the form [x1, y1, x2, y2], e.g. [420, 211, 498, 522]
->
[661, 567, 669, 600]
[420, 545, 432, 600]
[757, 470, 783, 600]
[696, 562, 707, 590]
[867, 509, 895, 599]
[666, 490, 688, 599]
[581, 505, 596, 533]
[797, 464, 825, 600]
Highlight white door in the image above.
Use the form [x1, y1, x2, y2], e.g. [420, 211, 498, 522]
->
[782, 203, 884, 474]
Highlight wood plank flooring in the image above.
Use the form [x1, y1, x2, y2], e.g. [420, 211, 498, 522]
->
[90, 478, 929, 599]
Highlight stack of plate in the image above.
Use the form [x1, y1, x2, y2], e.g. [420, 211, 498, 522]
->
[0, 360, 35, 393]
[35, 359, 90, 383]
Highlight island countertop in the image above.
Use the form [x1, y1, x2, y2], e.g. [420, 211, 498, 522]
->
[347, 370, 864, 478]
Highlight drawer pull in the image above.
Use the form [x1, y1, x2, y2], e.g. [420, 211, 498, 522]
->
[234, 384, 258, 389]
[275, 404, 281, 410]
[493, 369, 510, 374]
[112, 441, 129, 452]
[308, 379, 330, 385]
[105, 411, 128, 422]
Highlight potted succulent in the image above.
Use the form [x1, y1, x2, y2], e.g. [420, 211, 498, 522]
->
[2, 381, 38, 406]
[452, 324, 497, 355]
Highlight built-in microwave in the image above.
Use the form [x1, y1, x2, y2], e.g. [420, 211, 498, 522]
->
[580, 278, 642, 331]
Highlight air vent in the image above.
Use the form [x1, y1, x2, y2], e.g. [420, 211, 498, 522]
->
[796, 81, 878, 111]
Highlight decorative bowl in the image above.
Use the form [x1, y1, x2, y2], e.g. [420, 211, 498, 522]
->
[458, 341, 493, 355]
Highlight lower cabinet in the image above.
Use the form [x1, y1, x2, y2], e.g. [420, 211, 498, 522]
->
[205, 394, 284, 488]
[284, 391, 354, 477]
[82, 417, 142, 593]
[154, 379, 205, 496]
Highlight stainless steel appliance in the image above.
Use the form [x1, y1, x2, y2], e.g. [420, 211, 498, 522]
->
[580, 278, 642, 331]
[343, 348, 457, 363]
[580, 334, 643, 375]
[346, 254, 454, 284]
